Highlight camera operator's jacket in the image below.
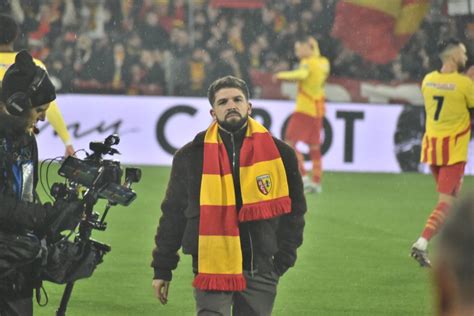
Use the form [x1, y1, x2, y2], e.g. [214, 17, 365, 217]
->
[0, 114, 46, 230]
[0, 113, 48, 298]
[152, 126, 307, 281]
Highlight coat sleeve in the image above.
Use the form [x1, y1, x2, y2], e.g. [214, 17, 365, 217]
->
[273, 139, 307, 276]
[151, 148, 189, 281]
[0, 194, 48, 231]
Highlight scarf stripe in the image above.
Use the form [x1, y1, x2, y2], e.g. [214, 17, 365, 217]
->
[240, 132, 282, 166]
[199, 205, 239, 236]
[202, 143, 232, 175]
[200, 174, 235, 206]
[198, 236, 242, 273]
[193, 118, 291, 291]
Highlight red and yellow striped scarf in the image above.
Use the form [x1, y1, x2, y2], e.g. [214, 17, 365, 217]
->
[193, 117, 291, 291]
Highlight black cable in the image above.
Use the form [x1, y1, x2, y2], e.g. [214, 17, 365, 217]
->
[46, 157, 62, 200]
[36, 284, 49, 307]
[40, 147, 86, 203]
[72, 149, 87, 157]
[40, 156, 63, 202]
[40, 159, 55, 202]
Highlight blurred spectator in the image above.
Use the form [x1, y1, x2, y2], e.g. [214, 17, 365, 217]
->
[188, 48, 210, 96]
[168, 26, 192, 95]
[391, 56, 410, 82]
[461, 21, 474, 64]
[227, 24, 245, 54]
[124, 31, 143, 63]
[207, 46, 253, 94]
[135, 49, 166, 94]
[110, 42, 128, 90]
[73, 34, 94, 80]
[73, 35, 116, 92]
[332, 43, 363, 78]
[249, 41, 263, 70]
[47, 48, 75, 92]
[192, 9, 210, 47]
[137, 11, 169, 50]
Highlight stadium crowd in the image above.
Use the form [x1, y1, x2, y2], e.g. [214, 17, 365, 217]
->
[0, 0, 471, 97]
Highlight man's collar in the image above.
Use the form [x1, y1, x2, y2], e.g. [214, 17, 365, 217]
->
[217, 121, 248, 136]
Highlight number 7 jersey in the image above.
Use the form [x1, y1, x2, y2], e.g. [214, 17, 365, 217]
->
[421, 71, 474, 166]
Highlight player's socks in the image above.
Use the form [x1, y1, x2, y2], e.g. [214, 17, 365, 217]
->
[302, 176, 321, 194]
[421, 202, 451, 241]
[310, 147, 322, 184]
[295, 150, 306, 176]
[413, 237, 428, 251]
[302, 175, 310, 184]
[411, 237, 431, 267]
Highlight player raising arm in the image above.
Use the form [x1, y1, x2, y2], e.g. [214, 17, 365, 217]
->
[273, 35, 330, 194]
[411, 38, 474, 267]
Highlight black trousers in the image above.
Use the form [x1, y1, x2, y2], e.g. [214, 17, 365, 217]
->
[0, 295, 33, 316]
[194, 270, 280, 316]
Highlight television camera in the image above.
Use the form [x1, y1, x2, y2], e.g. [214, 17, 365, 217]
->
[47, 134, 141, 316]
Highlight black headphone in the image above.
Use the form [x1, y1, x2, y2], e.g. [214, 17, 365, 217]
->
[5, 67, 46, 116]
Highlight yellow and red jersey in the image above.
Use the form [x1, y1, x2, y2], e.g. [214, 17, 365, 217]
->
[276, 54, 330, 118]
[0, 52, 72, 146]
[420, 70, 474, 165]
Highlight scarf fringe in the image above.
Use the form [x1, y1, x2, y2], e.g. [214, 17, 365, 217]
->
[238, 197, 292, 222]
[193, 273, 247, 291]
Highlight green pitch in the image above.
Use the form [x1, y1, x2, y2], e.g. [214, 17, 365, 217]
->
[34, 166, 473, 315]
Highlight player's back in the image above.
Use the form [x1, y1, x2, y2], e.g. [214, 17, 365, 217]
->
[421, 71, 474, 165]
[422, 71, 473, 137]
[299, 55, 330, 100]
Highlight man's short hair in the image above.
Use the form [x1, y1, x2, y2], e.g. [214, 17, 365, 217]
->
[438, 194, 474, 303]
[0, 14, 19, 45]
[437, 38, 462, 57]
[295, 34, 320, 54]
[207, 76, 250, 106]
[295, 34, 314, 44]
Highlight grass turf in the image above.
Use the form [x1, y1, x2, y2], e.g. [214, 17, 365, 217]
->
[34, 166, 473, 315]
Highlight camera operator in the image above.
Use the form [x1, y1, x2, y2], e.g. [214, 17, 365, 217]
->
[0, 50, 82, 316]
[0, 14, 76, 157]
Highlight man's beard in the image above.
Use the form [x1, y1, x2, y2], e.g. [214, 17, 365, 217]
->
[217, 113, 248, 133]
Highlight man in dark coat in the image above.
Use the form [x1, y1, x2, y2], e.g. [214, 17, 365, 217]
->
[152, 76, 306, 315]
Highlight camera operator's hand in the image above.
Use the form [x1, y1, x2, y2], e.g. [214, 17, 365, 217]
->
[64, 144, 76, 158]
[152, 279, 170, 305]
[46, 199, 84, 236]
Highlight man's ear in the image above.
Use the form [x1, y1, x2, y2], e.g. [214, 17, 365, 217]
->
[248, 102, 252, 115]
[210, 108, 216, 120]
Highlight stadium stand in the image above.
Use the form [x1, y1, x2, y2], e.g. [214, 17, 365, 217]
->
[0, 0, 471, 99]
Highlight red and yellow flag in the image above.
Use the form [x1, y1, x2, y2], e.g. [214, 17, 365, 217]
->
[332, 0, 430, 64]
